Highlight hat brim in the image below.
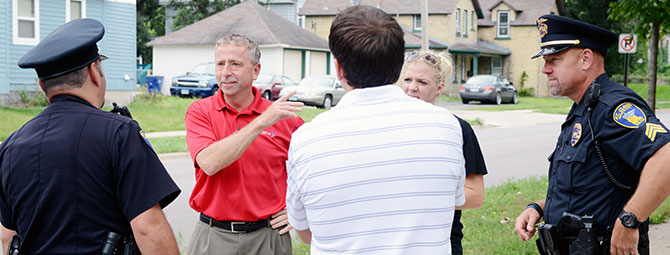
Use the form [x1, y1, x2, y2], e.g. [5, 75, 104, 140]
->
[531, 46, 571, 59]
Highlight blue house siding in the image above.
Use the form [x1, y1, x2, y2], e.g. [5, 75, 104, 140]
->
[2, 0, 136, 97]
[101, 1, 136, 91]
[1, 0, 8, 95]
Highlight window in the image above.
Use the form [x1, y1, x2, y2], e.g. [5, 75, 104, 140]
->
[463, 10, 468, 36]
[298, 15, 305, 29]
[497, 11, 510, 38]
[13, 0, 40, 45]
[492, 56, 503, 75]
[455, 8, 461, 36]
[413, 14, 421, 31]
[471, 11, 475, 31]
[66, 0, 86, 22]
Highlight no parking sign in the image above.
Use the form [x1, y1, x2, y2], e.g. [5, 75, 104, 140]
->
[618, 34, 637, 54]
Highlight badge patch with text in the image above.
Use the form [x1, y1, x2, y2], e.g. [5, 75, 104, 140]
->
[571, 123, 582, 147]
[613, 102, 646, 128]
[139, 130, 154, 151]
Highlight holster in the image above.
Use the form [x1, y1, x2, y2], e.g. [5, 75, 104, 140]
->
[536, 213, 608, 255]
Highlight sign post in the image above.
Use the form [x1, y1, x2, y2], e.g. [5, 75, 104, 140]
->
[619, 34, 637, 87]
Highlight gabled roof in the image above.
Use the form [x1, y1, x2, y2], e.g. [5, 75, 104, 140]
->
[148, 0, 328, 50]
[401, 27, 448, 49]
[478, 0, 565, 26]
[300, 0, 484, 18]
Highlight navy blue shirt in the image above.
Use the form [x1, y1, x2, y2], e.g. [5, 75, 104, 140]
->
[544, 74, 669, 229]
[451, 116, 488, 255]
[0, 95, 180, 254]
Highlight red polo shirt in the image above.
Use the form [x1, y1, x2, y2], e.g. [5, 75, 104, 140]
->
[185, 87, 304, 221]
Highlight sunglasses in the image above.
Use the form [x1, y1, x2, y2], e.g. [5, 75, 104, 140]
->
[406, 51, 439, 66]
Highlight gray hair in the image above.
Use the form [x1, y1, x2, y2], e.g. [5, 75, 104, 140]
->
[215, 34, 261, 65]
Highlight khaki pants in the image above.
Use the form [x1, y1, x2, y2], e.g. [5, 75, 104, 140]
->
[187, 220, 292, 255]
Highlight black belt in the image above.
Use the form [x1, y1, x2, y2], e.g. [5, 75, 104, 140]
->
[200, 213, 270, 233]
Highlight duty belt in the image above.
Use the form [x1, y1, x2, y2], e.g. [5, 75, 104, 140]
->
[200, 213, 270, 233]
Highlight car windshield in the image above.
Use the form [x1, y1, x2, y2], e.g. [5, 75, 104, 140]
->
[466, 76, 496, 85]
[190, 63, 215, 75]
[299, 77, 334, 88]
[254, 74, 273, 84]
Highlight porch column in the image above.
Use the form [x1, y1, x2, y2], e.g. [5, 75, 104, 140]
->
[473, 55, 479, 75]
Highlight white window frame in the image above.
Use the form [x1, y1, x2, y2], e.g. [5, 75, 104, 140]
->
[413, 14, 421, 31]
[13, 0, 40, 46]
[471, 11, 475, 31]
[298, 15, 305, 29]
[497, 10, 510, 38]
[463, 10, 468, 36]
[66, 0, 86, 22]
[455, 8, 461, 35]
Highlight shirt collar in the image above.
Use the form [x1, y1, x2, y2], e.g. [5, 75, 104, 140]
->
[336, 85, 409, 107]
[214, 86, 268, 115]
[50, 94, 97, 108]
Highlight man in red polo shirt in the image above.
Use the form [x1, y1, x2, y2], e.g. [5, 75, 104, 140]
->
[185, 34, 304, 254]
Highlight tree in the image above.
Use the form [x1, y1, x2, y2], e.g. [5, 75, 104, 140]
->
[169, 0, 241, 31]
[563, 0, 633, 76]
[137, 0, 165, 64]
[610, 0, 670, 112]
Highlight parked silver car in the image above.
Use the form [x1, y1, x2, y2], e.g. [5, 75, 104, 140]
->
[279, 75, 345, 109]
[459, 75, 518, 105]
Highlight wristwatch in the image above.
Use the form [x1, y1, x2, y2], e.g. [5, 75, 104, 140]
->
[619, 210, 641, 229]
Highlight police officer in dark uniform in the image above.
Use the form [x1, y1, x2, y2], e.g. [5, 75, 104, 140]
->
[514, 15, 670, 255]
[0, 19, 181, 254]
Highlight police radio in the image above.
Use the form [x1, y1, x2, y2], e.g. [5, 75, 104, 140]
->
[584, 81, 635, 192]
[110, 102, 133, 119]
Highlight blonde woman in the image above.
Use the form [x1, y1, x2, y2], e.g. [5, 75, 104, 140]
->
[401, 51, 488, 255]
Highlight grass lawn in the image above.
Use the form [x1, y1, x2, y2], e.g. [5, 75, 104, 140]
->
[291, 176, 670, 254]
[0, 107, 43, 140]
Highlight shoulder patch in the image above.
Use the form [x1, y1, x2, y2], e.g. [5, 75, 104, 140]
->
[139, 130, 154, 151]
[645, 123, 668, 142]
[613, 102, 646, 128]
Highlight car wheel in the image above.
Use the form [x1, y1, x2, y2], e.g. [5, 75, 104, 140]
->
[322, 95, 332, 110]
[211, 86, 219, 97]
[511, 92, 519, 104]
[263, 91, 272, 100]
[494, 92, 502, 105]
[462, 98, 469, 104]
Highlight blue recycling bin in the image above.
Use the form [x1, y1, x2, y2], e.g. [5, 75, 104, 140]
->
[146, 75, 163, 94]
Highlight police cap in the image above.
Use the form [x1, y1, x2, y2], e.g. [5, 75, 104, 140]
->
[18, 18, 107, 80]
[531, 14, 617, 59]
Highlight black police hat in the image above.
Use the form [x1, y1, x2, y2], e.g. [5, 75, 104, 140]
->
[531, 15, 617, 59]
[18, 18, 107, 80]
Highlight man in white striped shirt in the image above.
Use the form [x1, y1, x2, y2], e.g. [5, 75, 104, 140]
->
[286, 5, 466, 254]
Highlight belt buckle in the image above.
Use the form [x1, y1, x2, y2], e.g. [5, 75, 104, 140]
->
[230, 221, 246, 233]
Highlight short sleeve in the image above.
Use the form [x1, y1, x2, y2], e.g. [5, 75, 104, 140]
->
[456, 116, 488, 175]
[115, 121, 181, 221]
[185, 101, 218, 168]
[596, 101, 670, 171]
[286, 148, 309, 231]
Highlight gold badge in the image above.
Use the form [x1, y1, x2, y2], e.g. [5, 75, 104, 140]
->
[537, 18, 548, 38]
[571, 123, 582, 147]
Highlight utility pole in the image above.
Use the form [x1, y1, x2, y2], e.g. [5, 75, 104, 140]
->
[421, 0, 428, 51]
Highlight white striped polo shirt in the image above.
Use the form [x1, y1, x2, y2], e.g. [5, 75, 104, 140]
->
[287, 85, 466, 255]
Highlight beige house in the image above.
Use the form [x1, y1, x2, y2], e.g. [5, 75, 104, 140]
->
[299, 0, 565, 96]
[148, 1, 329, 95]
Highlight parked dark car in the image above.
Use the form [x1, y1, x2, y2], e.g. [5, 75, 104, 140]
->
[459, 75, 518, 105]
[279, 75, 345, 109]
[253, 74, 296, 100]
[169, 62, 218, 98]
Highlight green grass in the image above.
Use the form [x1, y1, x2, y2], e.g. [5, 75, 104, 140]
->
[475, 96, 574, 115]
[0, 107, 44, 140]
[118, 95, 198, 133]
[290, 176, 670, 254]
[296, 107, 326, 122]
[147, 136, 188, 154]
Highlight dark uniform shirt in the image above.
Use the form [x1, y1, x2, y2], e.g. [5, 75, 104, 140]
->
[0, 95, 181, 254]
[544, 74, 669, 229]
[451, 116, 488, 255]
